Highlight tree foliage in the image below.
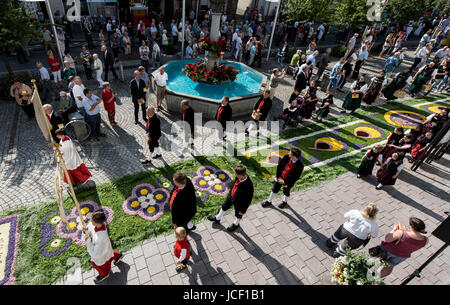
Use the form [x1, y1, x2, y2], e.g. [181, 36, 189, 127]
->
[0, 0, 41, 49]
[0, 0, 42, 75]
[382, 0, 433, 25]
[284, 0, 334, 23]
[334, 0, 372, 28]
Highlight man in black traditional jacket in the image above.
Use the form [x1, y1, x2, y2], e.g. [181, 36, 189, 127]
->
[142, 106, 162, 164]
[207, 166, 254, 232]
[262, 148, 304, 209]
[169, 172, 197, 233]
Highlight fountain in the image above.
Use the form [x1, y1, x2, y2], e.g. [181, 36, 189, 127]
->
[150, 0, 266, 120]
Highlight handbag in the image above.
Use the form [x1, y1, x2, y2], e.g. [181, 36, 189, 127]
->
[252, 110, 262, 121]
[393, 90, 406, 98]
[369, 230, 404, 261]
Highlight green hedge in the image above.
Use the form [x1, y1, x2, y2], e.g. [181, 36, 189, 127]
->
[330, 45, 347, 59]
[0, 72, 41, 100]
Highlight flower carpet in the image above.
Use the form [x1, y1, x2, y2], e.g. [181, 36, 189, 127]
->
[0, 94, 448, 285]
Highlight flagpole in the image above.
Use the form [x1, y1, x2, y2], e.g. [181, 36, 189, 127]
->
[44, 0, 64, 61]
[182, 0, 186, 58]
[266, 0, 281, 62]
[31, 79, 89, 236]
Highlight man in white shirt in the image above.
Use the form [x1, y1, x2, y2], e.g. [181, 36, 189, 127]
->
[172, 23, 178, 45]
[81, 88, 103, 141]
[139, 41, 150, 73]
[152, 40, 161, 68]
[345, 33, 359, 58]
[434, 46, 449, 61]
[92, 54, 103, 89]
[72, 76, 86, 116]
[185, 41, 193, 59]
[411, 43, 431, 71]
[37, 62, 51, 102]
[154, 67, 168, 110]
[234, 34, 243, 60]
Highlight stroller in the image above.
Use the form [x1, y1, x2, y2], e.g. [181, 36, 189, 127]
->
[279, 98, 302, 129]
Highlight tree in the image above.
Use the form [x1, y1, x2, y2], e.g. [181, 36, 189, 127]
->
[0, 0, 42, 76]
[334, 0, 372, 29]
[284, 0, 334, 23]
[382, 0, 434, 25]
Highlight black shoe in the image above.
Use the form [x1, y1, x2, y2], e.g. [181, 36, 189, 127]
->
[332, 251, 342, 258]
[278, 201, 287, 209]
[93, 273, 109, 284]
[261, 201, 272, 208]
[375, 185, 382, 190]
[340, 110, 346, 114]
[326, 239, 335, 248]
[357, 174, 361, 178]
[152, 154, 162, 159]
[114, 253, 123, 265]
[227, 223, 239, 232]
[176, 264, 187, 273]
[135, 121, 138, 124]
[207, 216, 220, 223]
[99, 133, 106, 137]
[141, 160, 152, 165]
[188, 225, 196, 232]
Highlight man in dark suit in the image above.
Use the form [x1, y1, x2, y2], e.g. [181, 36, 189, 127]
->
[101, 45, 118, 81]
[142, 106, 161, 164]
[130, 70, 147, 124]
[246, 89, 272, 136]
[180, 100, 195, 151]
[43, 104, 64, 142]
[215, 96, 232, 141]
[289, 65, 307, 104]
[169, 172, 197, 233]
[207, 165, 254, 232]
[262, 148, 304, 209]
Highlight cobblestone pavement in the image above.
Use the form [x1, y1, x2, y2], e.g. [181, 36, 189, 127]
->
[0, 49, 431, 211]
[60, 155, 450, 285]
[2, 48, 449, 285]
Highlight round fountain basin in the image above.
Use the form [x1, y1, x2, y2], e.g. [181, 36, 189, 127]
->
[151, 59, 267, 119]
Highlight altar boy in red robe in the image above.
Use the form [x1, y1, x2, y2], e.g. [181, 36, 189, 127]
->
[262, 148, 304, 209]
[82, 211, 123, 284]
[173, 226, 191, 272]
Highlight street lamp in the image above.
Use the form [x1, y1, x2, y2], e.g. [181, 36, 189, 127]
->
[266, 0, 281, 62]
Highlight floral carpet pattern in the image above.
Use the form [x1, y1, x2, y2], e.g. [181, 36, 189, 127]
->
[0, 215, 20, 285]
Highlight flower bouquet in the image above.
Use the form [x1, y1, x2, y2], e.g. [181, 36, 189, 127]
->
[330, 249, 384, 285]
[199, 38, 227, 56]
[184, 61, 239, 84]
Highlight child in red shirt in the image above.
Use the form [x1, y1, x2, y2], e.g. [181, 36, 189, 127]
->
[173, 227, 190, 272]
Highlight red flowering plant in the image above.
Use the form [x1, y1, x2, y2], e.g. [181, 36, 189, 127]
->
[199, 38, 228, 55]
[184, 61, 239, 84]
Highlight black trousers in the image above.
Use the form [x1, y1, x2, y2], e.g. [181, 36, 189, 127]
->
[83, 64, 92, 79]
[20, 103, 35, 119]
[16, 48, 27, 64]
[272, 181, 292, 197]
[221, 195, 248, 218]
[133, 100, 147, 122]
[410, 57, 422, 71]
[149, 138, 159, 152]
[330, 224, 366, 256]
[316, 66, 326, 81]
[104, 64, 118, 81]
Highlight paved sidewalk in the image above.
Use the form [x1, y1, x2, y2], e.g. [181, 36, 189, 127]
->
[62, 155, 450, 285]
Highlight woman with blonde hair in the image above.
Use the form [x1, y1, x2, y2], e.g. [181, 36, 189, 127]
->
[327, 203, 379, 257]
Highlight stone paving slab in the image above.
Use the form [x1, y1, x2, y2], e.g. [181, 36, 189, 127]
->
[60, 154, 449, 285]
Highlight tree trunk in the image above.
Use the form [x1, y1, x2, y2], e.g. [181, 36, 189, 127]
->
[1, 50, 14, 76]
